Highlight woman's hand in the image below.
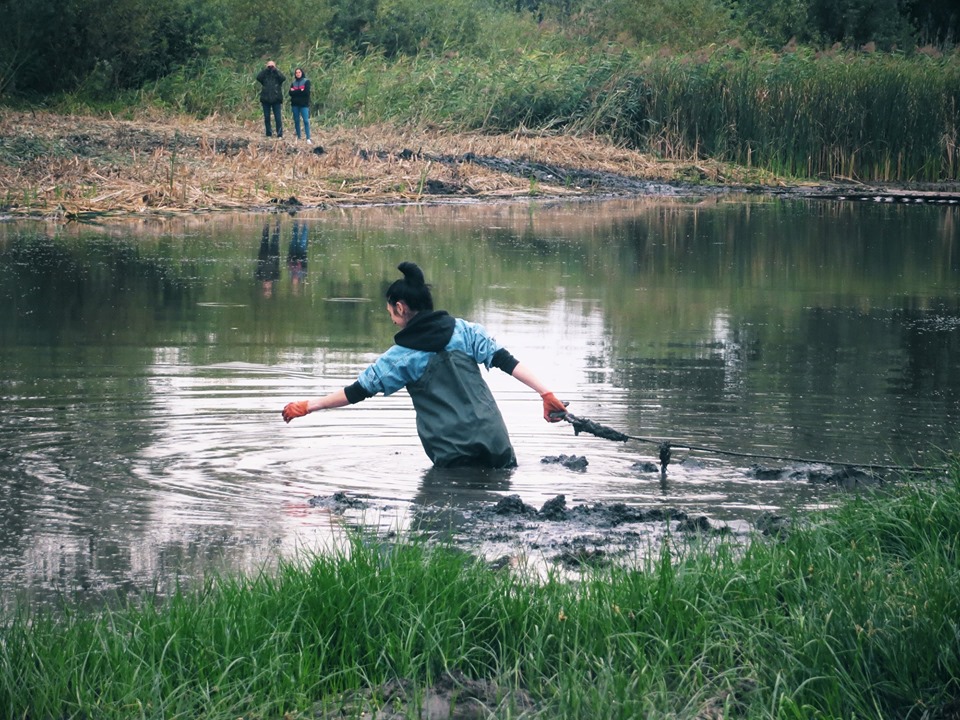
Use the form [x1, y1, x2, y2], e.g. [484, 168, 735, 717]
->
[282, 400, 310, 423]
[540, 392, 568, 422]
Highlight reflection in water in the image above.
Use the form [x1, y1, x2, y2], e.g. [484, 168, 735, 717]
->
[255, 219, 281, 297]
[288, 219, 309, 292]
[415, 465, 515, 507]
[0, 198, 958, 611]
[411, 465, 515, 537]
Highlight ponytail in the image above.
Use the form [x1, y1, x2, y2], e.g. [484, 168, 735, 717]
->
[386, 261, 434, 312]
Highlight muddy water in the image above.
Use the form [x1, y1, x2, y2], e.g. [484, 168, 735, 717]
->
[2, 196, 958, 610]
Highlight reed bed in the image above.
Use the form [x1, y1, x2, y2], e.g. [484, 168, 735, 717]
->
[0, 110, 751, 218]
[634, 49, 960, 182]
[264, 46, 959, 183]
[0, 112, 540, 217]
[3, 45, 957, 218]
[1, 466, 958, 719]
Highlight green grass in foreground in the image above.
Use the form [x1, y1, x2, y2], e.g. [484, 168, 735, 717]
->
[2, 468, 959, 719]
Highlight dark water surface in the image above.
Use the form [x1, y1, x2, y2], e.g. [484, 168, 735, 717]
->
[2, 196, 958, 610]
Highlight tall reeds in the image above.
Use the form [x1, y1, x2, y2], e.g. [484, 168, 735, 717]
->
[42, 38, 960, 184]
[633, 47, 960, 182]
[165, 44, 954, 183]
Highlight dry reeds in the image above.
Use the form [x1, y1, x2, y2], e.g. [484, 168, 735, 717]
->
[0, 111, 753, 219]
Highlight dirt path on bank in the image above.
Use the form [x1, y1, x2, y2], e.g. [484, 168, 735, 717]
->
[2, 109, 958, 220]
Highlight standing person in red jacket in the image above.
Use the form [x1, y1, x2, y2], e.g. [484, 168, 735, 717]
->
[289, 67, 312, 144]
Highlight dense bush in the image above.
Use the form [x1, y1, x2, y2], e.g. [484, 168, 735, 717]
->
[0, 0, 215, 96]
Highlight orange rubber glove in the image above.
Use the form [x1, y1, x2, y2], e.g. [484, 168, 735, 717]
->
[282, 400, 310, 423]
[541, 392, 568, 422]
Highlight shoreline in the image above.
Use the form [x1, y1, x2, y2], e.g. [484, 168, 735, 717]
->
[2, 110, 959, 221]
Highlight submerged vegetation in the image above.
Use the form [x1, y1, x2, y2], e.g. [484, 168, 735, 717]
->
[2, 0, 959, 184]
[2, 466, 958, 718]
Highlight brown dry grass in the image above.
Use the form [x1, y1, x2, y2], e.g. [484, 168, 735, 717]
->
[0, 109, 782, 220]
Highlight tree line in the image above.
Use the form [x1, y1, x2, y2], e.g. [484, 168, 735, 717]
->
[0, 0, 956, 98]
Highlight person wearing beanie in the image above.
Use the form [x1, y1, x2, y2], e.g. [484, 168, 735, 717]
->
[281, 262, 568, 468]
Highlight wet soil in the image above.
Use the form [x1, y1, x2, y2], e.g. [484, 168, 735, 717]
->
[324, 669, 538, 719]
[2, 110, 958, 220]
[311, 460, 888, 574]
[318, 666, 758, 718]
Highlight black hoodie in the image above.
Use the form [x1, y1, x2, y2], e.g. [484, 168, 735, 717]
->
[393, 310, 456, 351]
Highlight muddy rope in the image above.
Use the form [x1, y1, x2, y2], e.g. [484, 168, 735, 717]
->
[557, 412, 945, 474]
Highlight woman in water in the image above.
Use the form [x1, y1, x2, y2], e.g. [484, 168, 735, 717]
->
[281, 261, 568, 467]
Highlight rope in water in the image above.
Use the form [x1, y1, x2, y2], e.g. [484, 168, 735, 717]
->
[557, 412, 946, 474]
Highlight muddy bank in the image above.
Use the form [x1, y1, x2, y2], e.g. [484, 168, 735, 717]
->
[310, 459, 888, 573]
[326, 669, 538, 719]
[2, 110, 958, 220]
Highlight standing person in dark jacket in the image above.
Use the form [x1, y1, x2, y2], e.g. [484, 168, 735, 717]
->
[256, 60, 286, 138]
[281, 261, 569, 468]
[289, 67, 312, 144]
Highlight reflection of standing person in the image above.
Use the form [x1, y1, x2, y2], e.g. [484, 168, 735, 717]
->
[288, 220, 309, 291]
[281, 261, 569, 468]
[288, 67, 312, 144]
[256, 60, 286, 138]
[255, 221, 281, 297]
[411, 465, 514, 539]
